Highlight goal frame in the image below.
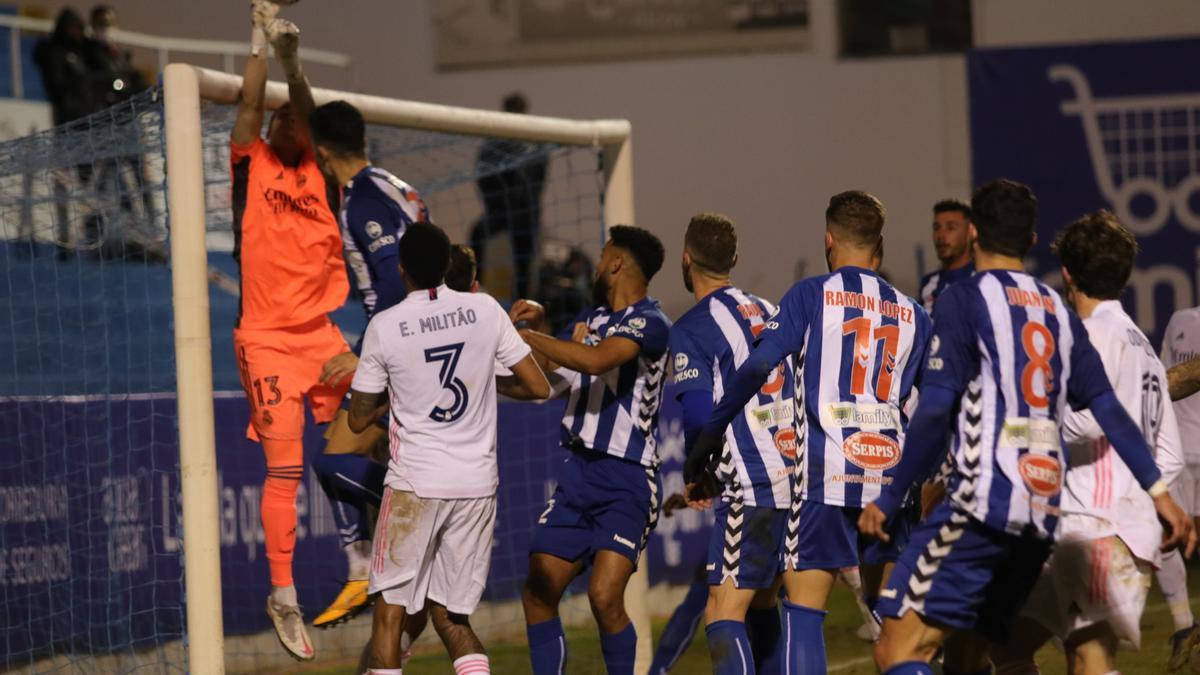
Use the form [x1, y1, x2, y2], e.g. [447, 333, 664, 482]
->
[161, 63, 640, 673]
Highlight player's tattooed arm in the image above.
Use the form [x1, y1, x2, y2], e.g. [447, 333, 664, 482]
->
[520, 330, 639, 376]
[1168, 355, 1200, 401]
[346, 389, 387, 433]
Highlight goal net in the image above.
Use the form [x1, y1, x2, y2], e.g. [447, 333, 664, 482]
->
[0, 64, 643, 673]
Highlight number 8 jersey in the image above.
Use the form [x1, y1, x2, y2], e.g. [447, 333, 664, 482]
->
[926, 271, 1113, 538]
[760, 267, 932, 508]
[351, 285, 532, 499]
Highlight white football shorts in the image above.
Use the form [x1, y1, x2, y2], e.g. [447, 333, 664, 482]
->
[368, 488, 496, 615]
[1021, 527, 1151, 647]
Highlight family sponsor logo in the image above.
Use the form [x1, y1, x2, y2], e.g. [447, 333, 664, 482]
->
[1001, 417, 1059, 452]
[821, 402, 899, 432]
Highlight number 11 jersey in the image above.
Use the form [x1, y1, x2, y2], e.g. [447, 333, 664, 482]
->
[352, 285, 532, 499]
[759, 267, 932, 508]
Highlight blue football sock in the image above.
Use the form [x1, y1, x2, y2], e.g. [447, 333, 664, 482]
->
[782, 600, 826, 675]
[312, 453, 386, 546]
[526, 617, 567, 675]
[706, 620, 755, 675]
[883, 662, 934, 675]
[599, 621, 637, 675]
[649, 577, 708, 674]
[745, 605, 782, 674]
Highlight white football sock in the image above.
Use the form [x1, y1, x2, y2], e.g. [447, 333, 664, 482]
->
[1157, 548, 1194, 631]
[346, 540, 372, 581]
[453, 653, 490, 674]
[271, 584, 297, 607]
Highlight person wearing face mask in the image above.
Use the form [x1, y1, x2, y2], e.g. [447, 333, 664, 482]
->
[509, 225, 670, 675]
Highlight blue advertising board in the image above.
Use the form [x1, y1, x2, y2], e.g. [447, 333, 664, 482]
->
[0, 389, 708, 662]
[969, 37, 1200, 347]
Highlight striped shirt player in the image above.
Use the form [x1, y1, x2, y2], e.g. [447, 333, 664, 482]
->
[670, 286, 796, 589]
[699, 268, 931, 573]
[918, 262, 974, 316]
[1019, 299, 1184, 647]
[532, 297, 672, 565]
[871, 271, 1167, 644]
[340, 166, 430, 321]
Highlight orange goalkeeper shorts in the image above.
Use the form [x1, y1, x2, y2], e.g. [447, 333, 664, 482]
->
[233, 315, 351, 441]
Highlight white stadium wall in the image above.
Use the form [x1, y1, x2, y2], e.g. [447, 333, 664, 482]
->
[22, 0, 1200, 318]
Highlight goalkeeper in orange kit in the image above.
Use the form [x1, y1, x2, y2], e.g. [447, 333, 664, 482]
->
[229, 0, 350, 660]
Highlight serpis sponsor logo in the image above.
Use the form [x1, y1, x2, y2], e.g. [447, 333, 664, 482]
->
[1018, 454, 1062, 497]
[774, 428, 798, 460]
[842, 431, 901, 471]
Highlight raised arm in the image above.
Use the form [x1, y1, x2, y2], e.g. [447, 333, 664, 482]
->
[231, 12, 269, 146]
[519, 331, 639, 376]
[269, 20, 314, 146]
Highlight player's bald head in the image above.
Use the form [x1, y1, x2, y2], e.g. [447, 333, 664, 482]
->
[825, 191, 885, 249]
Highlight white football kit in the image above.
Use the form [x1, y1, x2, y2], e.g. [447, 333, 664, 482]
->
[1161, 306, 1200, 515]
[352, 285, 531, 613]
[1022, 300, 1183, 646]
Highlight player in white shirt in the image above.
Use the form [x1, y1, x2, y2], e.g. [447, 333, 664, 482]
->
[1160, 305, 1200, 669]
[348, 223, 551, 675]
[992, 211, 1187, 675]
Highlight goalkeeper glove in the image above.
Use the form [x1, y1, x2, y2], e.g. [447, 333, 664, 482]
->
[250, 0, 280, 56]
[268, 19, 303, 78]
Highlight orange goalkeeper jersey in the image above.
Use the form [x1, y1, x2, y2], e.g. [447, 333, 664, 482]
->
[231, 139, 349, 329]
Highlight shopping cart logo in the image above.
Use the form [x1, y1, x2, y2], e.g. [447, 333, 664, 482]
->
[1049, 64, 1200, 235]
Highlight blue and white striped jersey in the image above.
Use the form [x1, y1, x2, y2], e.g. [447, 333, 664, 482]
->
[340, 166, 429, 320]
[670, 286, 796, 509]
[918, 263, 974, 315]
[925, 270, 1113, 538]
[561, 297, 671, 467]
[759, 267, 932, 508]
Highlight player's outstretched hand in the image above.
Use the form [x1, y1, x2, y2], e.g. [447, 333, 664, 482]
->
[509, 299, 545, 327]
[321, 351, 358, 387]
[857, 502, 891, 543]
[1155, 492, 1195, 557]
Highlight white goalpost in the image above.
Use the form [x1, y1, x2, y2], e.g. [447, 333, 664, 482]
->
[161, 63, 644, 673]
